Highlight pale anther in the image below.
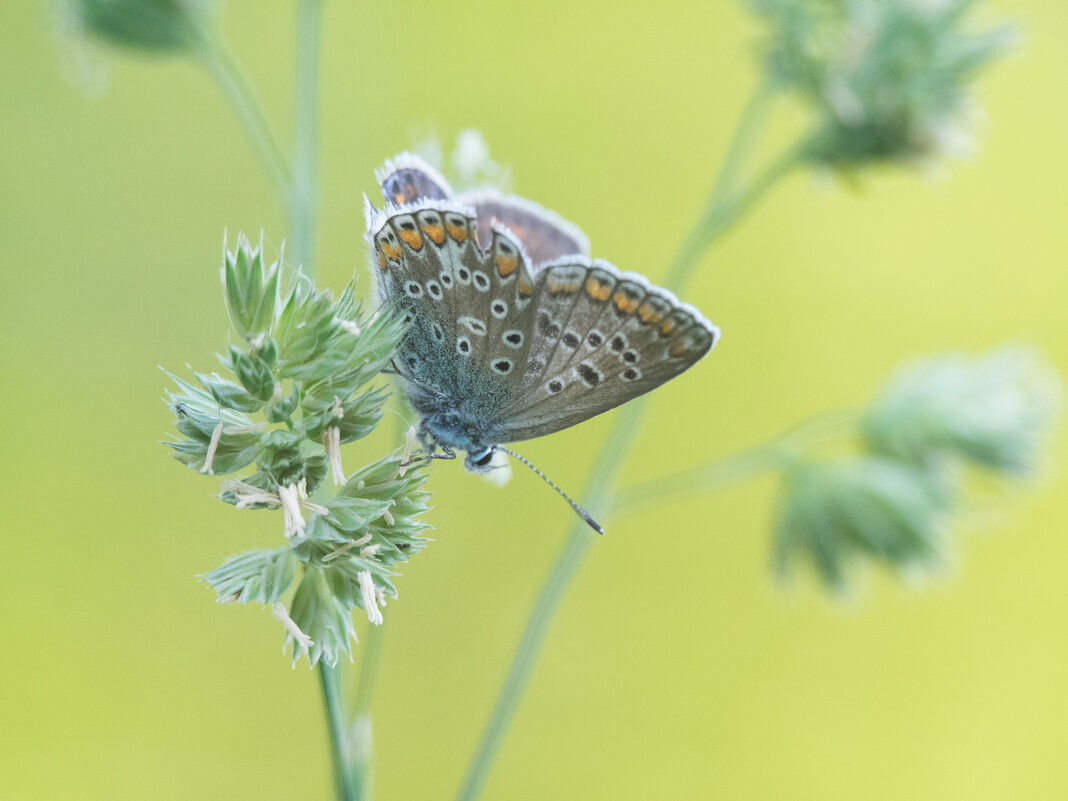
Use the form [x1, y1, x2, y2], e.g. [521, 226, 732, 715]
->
[358, 571, 384, 625]
[270, 602, 313, 649]
[200, 422, 224, 476]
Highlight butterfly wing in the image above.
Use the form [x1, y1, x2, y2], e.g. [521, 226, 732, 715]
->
[458, 190, 590, 267]
[367, 197, 541, 421]
[368, 152, 718, 449]
[488, 259, 719, 443]
[376, 152, 452, 206]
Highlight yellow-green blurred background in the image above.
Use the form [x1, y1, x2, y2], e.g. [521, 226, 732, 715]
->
[3, 1, 1067, 799]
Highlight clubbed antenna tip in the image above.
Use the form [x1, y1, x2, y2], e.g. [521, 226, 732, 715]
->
[495, 446, 605, 535]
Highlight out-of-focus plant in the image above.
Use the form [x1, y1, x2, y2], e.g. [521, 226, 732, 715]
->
[751, 0, 1015, 169]
[612, 346, 1062, 590]
[63, 0, 211, 54]
[58, 0, 1061, 799]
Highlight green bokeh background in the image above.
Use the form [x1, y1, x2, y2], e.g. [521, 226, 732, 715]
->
[2, 1, 1066, 799]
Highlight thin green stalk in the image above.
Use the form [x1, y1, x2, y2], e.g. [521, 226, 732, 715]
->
[319, 662, 358, 801]
[664, 135, 811, 292]
[292, 0, 323, 275]
[455, 93, 812, 801]
[348, 623, 385, 801]
[198, 36, 293, 202]
[610, 408, 861, 517]
[452, 401, 643, 801]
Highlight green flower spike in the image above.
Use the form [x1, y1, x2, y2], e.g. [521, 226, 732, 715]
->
[166, 233, 431, 666]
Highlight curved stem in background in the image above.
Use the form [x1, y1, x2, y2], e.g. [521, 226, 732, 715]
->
[319, 662, 358, 801]
[292, 0, 323, 275]
[198, 36, 294, 204]
[664, 135, 811, 294]
[610, 408, 862, 518]
[454, 96, 812, 801]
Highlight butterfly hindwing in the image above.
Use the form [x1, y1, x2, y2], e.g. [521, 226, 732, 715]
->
[492, 259, 718, 443]
[458, 189, 591, 267]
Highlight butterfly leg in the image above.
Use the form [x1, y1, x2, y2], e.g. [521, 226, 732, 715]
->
[400, 437, 457, 469]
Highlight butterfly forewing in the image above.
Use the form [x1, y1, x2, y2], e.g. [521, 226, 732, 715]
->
[369, 199, 539, 415]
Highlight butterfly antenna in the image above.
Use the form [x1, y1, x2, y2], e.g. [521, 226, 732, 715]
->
[495, 446, 605, 535]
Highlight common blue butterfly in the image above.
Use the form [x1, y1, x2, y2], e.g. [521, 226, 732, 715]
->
[364, 154, 719, 529]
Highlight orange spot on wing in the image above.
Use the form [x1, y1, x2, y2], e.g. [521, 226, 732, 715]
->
[378, 251, 387, 270]
[547, 278, 579, 295]
[393, 192, 407, 204]
[517, 278, 533, 298]
[422, 222, 446, 245]
[446, 221, 468, 243]
[613, 291, 640, 314]
[586, 278, 612, 301]
[660, 319, 676, 336]
[638, 304, 663, 324]
[380, 240, 402, 262]
[496, 253, 518, 277]
[669, 340, 691, 358]
[398, 228, 424, 251]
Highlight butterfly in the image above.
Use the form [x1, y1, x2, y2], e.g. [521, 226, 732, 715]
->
[364, 153, 719, 530]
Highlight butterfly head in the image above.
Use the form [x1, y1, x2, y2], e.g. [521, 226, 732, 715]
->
[464, 446, 496, 473]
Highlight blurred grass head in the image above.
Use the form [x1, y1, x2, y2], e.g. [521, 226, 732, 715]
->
[775, 347, 1062, 591]
[60, 0, 213, 55]
[751, 0, 1017, 168]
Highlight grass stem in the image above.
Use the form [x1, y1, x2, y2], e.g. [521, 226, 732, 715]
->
[198, 36, 293, 204]
[319, 662, 358, 801]
[292, 0, 322, 275]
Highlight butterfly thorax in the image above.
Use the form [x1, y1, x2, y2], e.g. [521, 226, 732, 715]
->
[412, 394, 493, 456]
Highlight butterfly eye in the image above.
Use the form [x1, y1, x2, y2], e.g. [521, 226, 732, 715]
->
[472, 450, 494, 468]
